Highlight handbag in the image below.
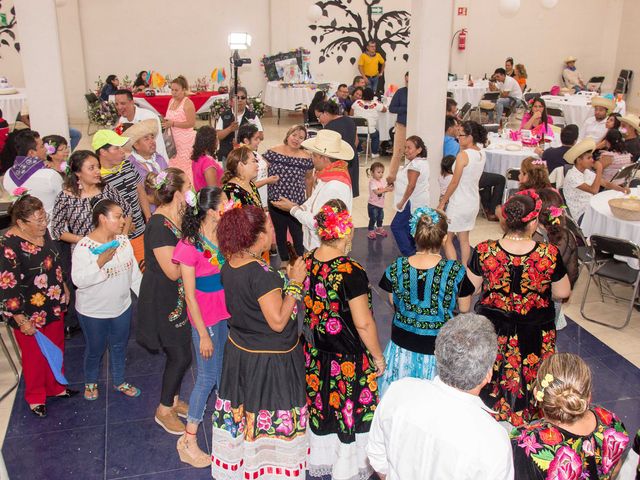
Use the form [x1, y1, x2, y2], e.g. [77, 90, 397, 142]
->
[163, 127, 177, 158]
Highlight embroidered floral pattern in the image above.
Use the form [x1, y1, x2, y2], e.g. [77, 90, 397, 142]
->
[510, 406, 629, 480]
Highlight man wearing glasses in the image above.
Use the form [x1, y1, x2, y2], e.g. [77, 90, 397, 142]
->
[216, 87, 263, 164]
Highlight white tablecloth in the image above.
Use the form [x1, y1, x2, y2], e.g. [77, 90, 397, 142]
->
[377, 109, 397, 142]
[263, 81, 337, 111]
[447, 80, 488, 106]
[483, 137, 539, 176]
[0, 88, 26, 123]
[542, 94, 594, 127]
[132, 93, 228, 116]
[581, 190, 640, 268]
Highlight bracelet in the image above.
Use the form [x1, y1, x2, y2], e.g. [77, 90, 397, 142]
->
[284, 282, 304, 301]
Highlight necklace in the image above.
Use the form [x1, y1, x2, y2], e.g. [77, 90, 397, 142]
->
[198, 234, 225, 268]
[504, 234, 532, 241]
[415, 252, 441, 257]
[243, 249, 264, 263]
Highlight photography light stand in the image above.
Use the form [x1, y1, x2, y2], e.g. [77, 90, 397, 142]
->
[227, 33, 252, 143]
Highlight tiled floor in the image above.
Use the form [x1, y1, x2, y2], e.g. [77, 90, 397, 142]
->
[0, 114, 639, 478]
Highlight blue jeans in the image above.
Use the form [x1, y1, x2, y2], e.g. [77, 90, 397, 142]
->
[358, 131, 380, 155]
[391, 201, 416, 256]
[368, 204, 384, 230]
[69, 127, 82, 151]
[492, 97, 515, 122]
[78, 306, 132, 386]
[187, 320, 228, 425]
[367, 75, 379, 94]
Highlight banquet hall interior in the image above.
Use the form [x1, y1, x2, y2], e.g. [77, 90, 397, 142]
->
[0, 0, 639, 478]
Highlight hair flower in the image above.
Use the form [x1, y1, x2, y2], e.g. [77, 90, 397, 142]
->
[44, 142, 57, 156]
[184, 189, 198, 213]
[153, 171, 168, 190]
[531, 159, 547, 166]
[11, 187, 28, 198]
[548, 205, 566, 225]
[220, 199, 242, 215]
[535, 373, 555, 403]
[59, 161, 68, 174]
[316, 205, 353, 240]
[409, 207, 441, 237]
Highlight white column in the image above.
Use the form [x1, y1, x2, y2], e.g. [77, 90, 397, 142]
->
[14, 0, 69, 138]
[407, 0, 455, 206]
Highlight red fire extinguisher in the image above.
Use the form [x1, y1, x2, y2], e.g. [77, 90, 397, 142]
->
[458, 28, 467, 51]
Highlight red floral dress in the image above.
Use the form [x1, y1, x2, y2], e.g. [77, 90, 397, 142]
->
[469, 240, 567, 426]
[510, 406, 629, 479]
[0, 232, 67, 328]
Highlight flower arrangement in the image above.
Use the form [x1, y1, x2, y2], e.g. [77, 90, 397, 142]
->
[247, 96, 264, 118]
[88, 101, 119, 127]
[94, 76, 104, 96]
[210, 98, 230, 120]
[120, 75, 132, 89]
[194, 77, 210, 92]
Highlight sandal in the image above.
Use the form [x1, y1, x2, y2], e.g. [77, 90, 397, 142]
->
[84, 383, 99, 401]
[114, 382, 141, 398]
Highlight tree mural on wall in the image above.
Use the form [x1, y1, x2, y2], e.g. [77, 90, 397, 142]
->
[0, 2, 19, 55]
[309, 0, 410, 65]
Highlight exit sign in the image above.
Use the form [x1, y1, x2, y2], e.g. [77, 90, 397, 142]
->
[457, 7, 468, 16]
[371, 6, 383, 15]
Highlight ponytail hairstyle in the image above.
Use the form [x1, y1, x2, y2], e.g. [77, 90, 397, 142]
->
[181, 187, 225, 249]
[365, 161, 385, 178]
[537, 188, 567, 246]
[405, 135, 427, 158]
[460, 121, 488, 147]
[535, 353, 592, 424]
[411, 207, 448, 252]
[90, 198, 120, 228]
[221, 146, 255, 185]
[144, 167, 186, 206]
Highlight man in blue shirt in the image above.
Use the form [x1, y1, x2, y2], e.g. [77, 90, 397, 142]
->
[444, 115, 461, 157]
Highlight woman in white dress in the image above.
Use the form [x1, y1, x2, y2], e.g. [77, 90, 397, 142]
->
[390, 136, 430, 256]
[438, 121, 487, 266]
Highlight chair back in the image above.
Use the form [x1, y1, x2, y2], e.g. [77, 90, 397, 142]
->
[352, 117, 370, 129]
[630, 178, 640, 188]
[590, 234, 640, 261]
[505, 168, 520, 182]
[446, 91, 453, 98]
[610, 162, 639, 185]
[481, 92, 500, 102]
[459, 102, 472, 121]
[84, 92, 99, 105]
[565, 214, 588, 247]
[524, 92, 540, 103]
[586, 76, 605, 92]
[546, 107, 565, 127]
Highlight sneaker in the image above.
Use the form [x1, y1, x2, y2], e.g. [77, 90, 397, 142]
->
[371, 153, 380, 159]
[173, 399, 189, 419]
[367, 231, 377, 240]
[375, 227, 388, 237]
[155, 407, 186, 435]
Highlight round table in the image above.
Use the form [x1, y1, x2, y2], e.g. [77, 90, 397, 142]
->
[541, 94, 593, 127]
[483, 138, 539, 176]
[263, 81, 336, 111]
[0, 88, 27, 123]
[447, 80, 488, 106]
[581, 190, 640, 268]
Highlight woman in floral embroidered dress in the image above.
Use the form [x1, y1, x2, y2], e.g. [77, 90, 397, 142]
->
[510, 353, 629, 479]
[0, 194, 76, 417]
[211, 205, 308, 480]
[137, 168, 192, 436]
[303, 200, 386, 480]
[467, 190, 571, 426]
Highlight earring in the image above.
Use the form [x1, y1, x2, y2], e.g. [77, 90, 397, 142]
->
[344, 240, 352, 255]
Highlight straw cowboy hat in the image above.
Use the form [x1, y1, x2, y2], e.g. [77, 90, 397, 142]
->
[123, 119, 159, 147]
[301, 130, 354, 161]
[591, 96, 615, 111]
[564, 56, 577, 64]
[563, 139, 596, 165]
[619, 114, 640, 133]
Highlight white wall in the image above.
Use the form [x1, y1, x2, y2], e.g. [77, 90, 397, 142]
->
[613, 0, 640, 112]
[0, 0, 23, 89]
[450, 0, 624, 94]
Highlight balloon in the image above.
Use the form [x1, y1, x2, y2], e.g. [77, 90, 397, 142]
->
[498, 0, 520, 17]
[308, 4, 322, 23]
[540, 0, 559, 8]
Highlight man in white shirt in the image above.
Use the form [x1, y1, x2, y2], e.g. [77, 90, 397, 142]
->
[562, 139, 628, 221]
[270, 130, 353, 250]
[114, 89, 168, 159]
[3, 130, 63, 226]
[579, 96, 614, 142]
[367, 313, 514, 480]
[489, 67, 523, 123]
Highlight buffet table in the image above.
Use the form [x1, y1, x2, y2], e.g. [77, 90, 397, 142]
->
[133, 91, 225, 116]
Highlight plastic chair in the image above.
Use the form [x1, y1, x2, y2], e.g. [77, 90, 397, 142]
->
[546, 107, 566, 128]
[580, 235, 640, 329]
[352, 117, 371, 166]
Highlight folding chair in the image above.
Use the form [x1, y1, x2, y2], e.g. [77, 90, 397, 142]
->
[614, 69, 633, 96]
[352, 117, 372, 166]
[580, 235, 640, 329]
[546, 107, 566, 128]
[630, 178, 640, 188]
[474, 92, 500, 124]
[586, 76, 605, 93]
[0, 318, 20, 402]
[610, 163, 640, 186]
[524, 92, 540, 103]
[502, 168, 521, 204]
[565, 214, 592, 270]
[458, 102, 472, 121]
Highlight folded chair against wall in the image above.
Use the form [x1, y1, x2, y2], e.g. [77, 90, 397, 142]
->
[580, 235, 640, 329]
[586, 76, 605, 93]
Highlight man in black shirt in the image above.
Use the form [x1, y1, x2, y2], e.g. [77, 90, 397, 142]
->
[619, 114, 640, 162]
[542, 124, 579, 173]
[216, 86, 263, 163]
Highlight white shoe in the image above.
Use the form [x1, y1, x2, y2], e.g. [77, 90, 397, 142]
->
[371, 153, 379, 158]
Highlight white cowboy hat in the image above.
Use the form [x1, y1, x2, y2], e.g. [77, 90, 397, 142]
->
[564, 56, 577, 64]
[301, 129, 354, 161]
[591, 96, 615, 111]
[619, 114, 640, 133]
[123, 119, 159, 147]
[563, 139, 596, 165]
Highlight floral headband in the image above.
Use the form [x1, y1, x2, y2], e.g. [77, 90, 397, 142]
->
[531, 159, 546, 166]
[535, 373, 554, 402]
[547, 205, 566, 226]
[316, 205, 353, 241]
[409, 206, 441, 237]
[502, 189, 542, 223]
[153, 171, 168, 190]
[184, 189, 198, 214]
[10, 187, 29, 202]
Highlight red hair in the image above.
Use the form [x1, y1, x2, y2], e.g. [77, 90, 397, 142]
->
[217, 205, 267, 258]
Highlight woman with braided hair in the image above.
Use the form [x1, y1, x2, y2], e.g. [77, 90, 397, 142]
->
[466, 190, 571, 426]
